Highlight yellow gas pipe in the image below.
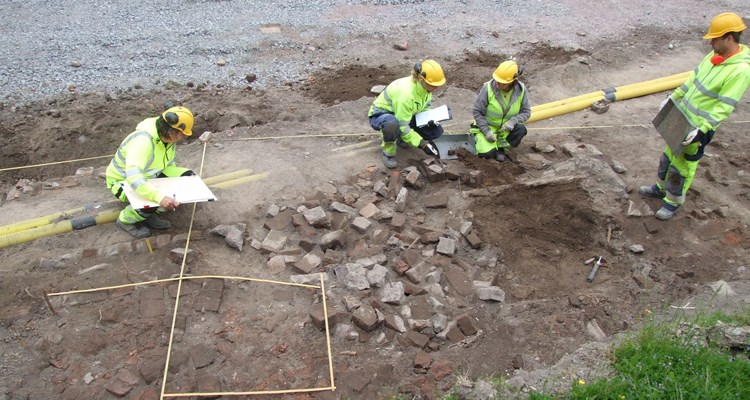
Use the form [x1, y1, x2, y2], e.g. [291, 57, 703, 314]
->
[0, 169, 257, 249]
[528, 71, 690, 122]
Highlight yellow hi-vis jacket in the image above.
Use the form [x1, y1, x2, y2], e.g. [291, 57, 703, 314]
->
[472, 80, 530, 135]
[672, 44, 750, 133]
[105, 117, 189, 203]
[368, 76, 432, 147]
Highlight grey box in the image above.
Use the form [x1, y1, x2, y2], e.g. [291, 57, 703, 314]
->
[433, 133, 475, 159]
[651, 98, 695, 156]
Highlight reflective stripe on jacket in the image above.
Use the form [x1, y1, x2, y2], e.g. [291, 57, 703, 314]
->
[368, 76, 432, 147]
[672, 44, 750, 133]
[105, 117, 184, 203]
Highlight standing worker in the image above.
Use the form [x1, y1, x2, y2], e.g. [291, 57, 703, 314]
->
[106, 106, 196, 238]
[470, 60, 531, 161]
[368, 59, 445, 169]
[639, 12, 750, 220]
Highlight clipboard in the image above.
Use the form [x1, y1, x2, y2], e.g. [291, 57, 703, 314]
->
[652, 98, 695, 156]
[415, 105, 452, 127]
[121, 175, 217, 209]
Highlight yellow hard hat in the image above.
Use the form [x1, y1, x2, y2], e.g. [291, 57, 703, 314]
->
[493, 60, 520, 84]
[414, 59, 446, 87]
[703, 12, 746, 39]
[162, 106, 194, 136]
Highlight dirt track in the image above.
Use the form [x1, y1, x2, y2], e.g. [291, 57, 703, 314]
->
[1, 2, 750, 400]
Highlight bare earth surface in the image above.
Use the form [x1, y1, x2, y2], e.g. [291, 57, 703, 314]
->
[1, 2, 750, 400]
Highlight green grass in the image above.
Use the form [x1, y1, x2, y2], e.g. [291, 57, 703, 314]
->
[524, 309, 750, 400]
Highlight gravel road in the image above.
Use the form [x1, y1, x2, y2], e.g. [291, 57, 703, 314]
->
[0, 1, 747, 104]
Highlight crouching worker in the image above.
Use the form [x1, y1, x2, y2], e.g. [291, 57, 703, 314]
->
[368, 59, 446, 169]
[470, 60, 531, 161]
[106, 106, 196, 239]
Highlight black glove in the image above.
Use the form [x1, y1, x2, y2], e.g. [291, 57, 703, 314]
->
[181, 170, 195, 176]
[420, 140, 439, 157]
[427, 120, 437, 128]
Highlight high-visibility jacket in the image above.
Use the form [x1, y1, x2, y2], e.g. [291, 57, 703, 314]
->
[105, 117, 189, 204]
[472, 80, 530, 135]
[672, 44, 750, 133]
[368, 76, 432, 147]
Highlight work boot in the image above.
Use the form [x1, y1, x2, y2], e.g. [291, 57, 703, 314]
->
[638, 184, 666, 198]
[494, 152, 506, 162]
[655, 203, 679, 220]
[116, 219, 151, 239]
[144, 214, 171, 229]
[396, 138, 409, 149]
[382, 152, 397, 169]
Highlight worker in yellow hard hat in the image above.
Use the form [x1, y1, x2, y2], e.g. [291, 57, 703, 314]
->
[469, 59, 531, 161]
[105, 106, 196, 238]
[368, 59, 446, 169]
[639, 12, 750, 220]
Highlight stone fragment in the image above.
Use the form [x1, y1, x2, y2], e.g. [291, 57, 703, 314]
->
[359, 203, 381, 219]
[310, 303, 347, 330]
[320, 230, 346, 251]
[384, 313, 407, 333]
[105, 369, 139, 397]
[456, 314, 478, 336]
[367, 264, 389, 287]
[261, 230, 288, 253]
[267, 255, 286, 274]
[303, 206, 329, 227]
[294, 250, 323, 274]
[381, 282, 405, 304]
[386, 215, 404, 234]
[475, 286, 505, 302]
[351, 216, 372, 233]
[395, 188, 408, 212]
[436, 237, 456, 256]
[170, 248, 198, 264]
[266, 204, 280, 218]
[465, 232, 482, 249]
[352, 304, 379, 331]
[334, 263, 370, 290]
[331, 201, 356, 214]
[404, 331, 429, 348]
[629, 244, 644, 254]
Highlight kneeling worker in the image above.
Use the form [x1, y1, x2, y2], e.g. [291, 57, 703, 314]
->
[368, 59, 446, 169]
[470, 60, 531, 161]
[106, 106, 196, 238]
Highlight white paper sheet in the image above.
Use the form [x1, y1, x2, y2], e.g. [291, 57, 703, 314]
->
[121, 175, 217, 209]
[415, 104, 452, 127]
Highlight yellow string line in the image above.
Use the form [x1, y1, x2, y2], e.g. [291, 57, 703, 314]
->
[0, 154, 113, 172]
[164, 274, 337, 398]
[321, 273, 336, 391]
[224, 133, 376, 141]
[4, 120, 750, 174]
[47, 273, 320, 297]
[162, 386, 336, 398]
[160, 198, 196, 399]
[160, 140, 206, 400]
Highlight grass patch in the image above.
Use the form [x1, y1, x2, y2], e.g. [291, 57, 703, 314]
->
[526, 309, 750, 400]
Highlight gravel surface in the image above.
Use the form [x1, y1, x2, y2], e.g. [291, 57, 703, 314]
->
[0, 1, 747, 104]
